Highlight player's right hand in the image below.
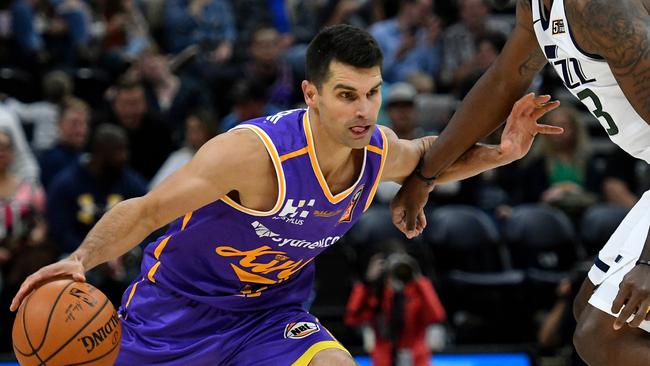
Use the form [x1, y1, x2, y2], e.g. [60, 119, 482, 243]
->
[10, 257, 86, 312]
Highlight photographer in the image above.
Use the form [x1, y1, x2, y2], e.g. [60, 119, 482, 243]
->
[345, 243, 446, 366]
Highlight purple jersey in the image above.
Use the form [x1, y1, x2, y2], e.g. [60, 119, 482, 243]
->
[123, 108, 387, 313]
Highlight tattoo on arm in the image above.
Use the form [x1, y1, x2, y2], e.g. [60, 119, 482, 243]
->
[575, 0, 650, 73]
[518, 49, 548, 78]
[570, 0, 650, 118]
[515, 0, 546, 78]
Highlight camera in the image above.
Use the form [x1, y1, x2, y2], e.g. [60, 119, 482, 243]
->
[385, 253, 419, 288]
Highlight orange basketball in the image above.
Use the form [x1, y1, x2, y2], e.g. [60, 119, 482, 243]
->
[12, 279, 121, 366]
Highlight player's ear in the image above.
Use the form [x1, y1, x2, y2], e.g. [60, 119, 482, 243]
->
[302, 80, 318, 107]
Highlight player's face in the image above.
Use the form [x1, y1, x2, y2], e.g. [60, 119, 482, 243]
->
[308, 61, 382, 149]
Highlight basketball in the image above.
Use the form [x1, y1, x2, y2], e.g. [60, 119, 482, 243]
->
[11, 279, 121, 366]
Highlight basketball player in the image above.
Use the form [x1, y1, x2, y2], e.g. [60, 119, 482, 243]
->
[10, 25, 559, 365]
[391, 1, 650, 364]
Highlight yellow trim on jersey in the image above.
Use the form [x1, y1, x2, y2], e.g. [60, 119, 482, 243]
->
[364, 127, 388, 212]
[147, 261, 162, 283]
[290, 341, 351, 366]
[181, 211, 193, 230]
[221, 124, 287, 216]
[153, 235, 172, 260]
[148, 212, 193, 282]
[366, 144, 383, 155]
[281, 147, 308, 162]
[124, 277, 145, 311]
[302, 112, 367, 204]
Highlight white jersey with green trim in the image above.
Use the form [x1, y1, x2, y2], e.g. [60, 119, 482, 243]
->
[531, 0, 650, 163]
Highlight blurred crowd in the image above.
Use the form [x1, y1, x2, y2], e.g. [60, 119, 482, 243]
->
[0, 0, 648, 364]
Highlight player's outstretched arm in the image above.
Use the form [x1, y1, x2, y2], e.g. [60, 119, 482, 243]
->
[10, 129, 267, 311]
[391, 0, 548, 234]
[384, 94, 561, 237]
[382, 94, 561, 186]
[433, 94, 561, 183]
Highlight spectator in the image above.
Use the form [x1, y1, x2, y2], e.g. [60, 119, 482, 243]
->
[439, 0, 511, 88]
[518, 105, 601, 216]
[385, 82, 423, 139]
[149, 108, 217, 189]
[46, 124, 147, 303]
[600, 147, 650, 209]
[3, 70, 73, 152]
[0, 105, 39, 182]
[0, 128, 44, 244]
[137, 44, 212, 141]
[163, 0, 235, 60]
[105, 77, 175, 181]
[238, 25, 296, 109]
[232, 0, 293, 49]
[47, 123, 147, 254]
[369, 0, 442, 85]
[345, 241, 446, 366]
[10, 0, 45, 65]
[537, 266, 589, 366]
[0, 125, 51, 353]
[286, 0, 381, 44]
[38, 97, 89, 189]
[455, 31, 507, 98]
[96, 0, 151, 65]
[221, 79, 281, 131]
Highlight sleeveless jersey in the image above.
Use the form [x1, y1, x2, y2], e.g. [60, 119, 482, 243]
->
[129, 109, 387, 312]
[532, 0, 650, 163]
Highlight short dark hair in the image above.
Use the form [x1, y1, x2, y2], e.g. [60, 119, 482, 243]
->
[114, 76, 144, 94]
[91, 124, 128, 152]
[306, 24, 383, 88]
[475, 31, 507, 53]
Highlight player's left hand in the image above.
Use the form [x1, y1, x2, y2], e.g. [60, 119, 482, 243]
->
[499, 93, 563, 160]
[390, 181, 428, 239]
[612, 264, 650, 329]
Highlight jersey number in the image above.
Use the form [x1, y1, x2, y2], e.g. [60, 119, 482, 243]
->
[577, 88, 619, 136]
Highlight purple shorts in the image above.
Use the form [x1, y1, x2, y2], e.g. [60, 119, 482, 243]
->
[115, 279, 348, 365]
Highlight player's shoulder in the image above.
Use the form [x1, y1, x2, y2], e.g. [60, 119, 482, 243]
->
[216, 127, 268, 155]
[377, 125, 397, 143]
[374, 125, 400, 156]
[242, 108, 306, 128]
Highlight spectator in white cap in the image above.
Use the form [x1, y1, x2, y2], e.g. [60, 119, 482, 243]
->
[385, 82, 422, 139]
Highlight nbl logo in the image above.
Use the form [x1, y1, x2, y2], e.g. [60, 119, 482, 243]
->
[274, 198, 315, 225]
[284, 321, 320, 339]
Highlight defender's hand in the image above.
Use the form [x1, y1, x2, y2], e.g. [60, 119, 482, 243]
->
[500, 93, 563, 161]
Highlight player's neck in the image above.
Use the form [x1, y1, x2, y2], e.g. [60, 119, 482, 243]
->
[307, 109, 355, 176]
[543, 0, 552, 11]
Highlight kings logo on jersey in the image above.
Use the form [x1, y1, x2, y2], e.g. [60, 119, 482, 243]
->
[338, 185, 364, 223]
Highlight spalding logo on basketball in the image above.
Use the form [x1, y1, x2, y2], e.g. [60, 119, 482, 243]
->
[12, 279, 121, 366]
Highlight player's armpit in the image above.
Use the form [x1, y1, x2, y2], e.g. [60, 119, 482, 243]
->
[571, 0, 650, 125]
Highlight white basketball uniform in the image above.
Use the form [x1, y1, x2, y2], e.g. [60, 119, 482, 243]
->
[532, 0, 650, 330]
